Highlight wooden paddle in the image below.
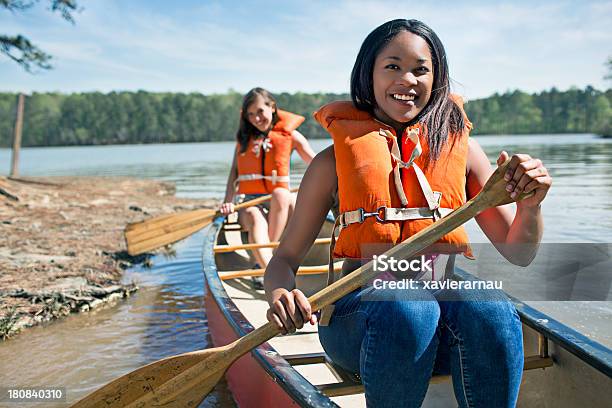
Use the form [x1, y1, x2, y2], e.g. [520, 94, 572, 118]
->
[125, 188, 299, 256]
[72, 160, 531, 407]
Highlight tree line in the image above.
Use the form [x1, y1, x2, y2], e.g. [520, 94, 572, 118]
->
[0, 86, 610, 147]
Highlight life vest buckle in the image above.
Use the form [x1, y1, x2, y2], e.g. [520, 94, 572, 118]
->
[339, 206, 389, 229]
[360, 206, 387, 223]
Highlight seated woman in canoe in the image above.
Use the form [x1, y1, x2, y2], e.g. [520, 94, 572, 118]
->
[220, 87, 316, 287]
[264, 19, 552, 407]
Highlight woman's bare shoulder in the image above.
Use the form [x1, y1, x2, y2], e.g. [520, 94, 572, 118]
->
[309, 145, 336, 176]
[315, 145, 335, 165]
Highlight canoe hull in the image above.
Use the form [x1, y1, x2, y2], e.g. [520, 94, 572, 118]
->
[203, 216, 338, 408]
[204, 287, 299, 407]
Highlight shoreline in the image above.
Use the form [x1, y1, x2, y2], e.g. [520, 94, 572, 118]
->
[0, 176, 215, 340]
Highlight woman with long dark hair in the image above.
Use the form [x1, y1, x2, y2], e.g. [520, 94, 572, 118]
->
[220, 88, 315, 286]
[264, 20, 552, 407]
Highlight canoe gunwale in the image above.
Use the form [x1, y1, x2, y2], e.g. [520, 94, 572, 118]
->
[202, 216, 339, 408]
[454, 268, 612, 379]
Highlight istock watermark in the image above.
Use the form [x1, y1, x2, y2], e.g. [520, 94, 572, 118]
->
[370, 254, 504, 294]
[373, 278, 503, 291]
[373, 254, 433, 274]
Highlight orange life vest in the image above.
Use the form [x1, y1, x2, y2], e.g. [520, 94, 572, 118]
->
[314, 95, 473, 260]
[236, 110, 305, 194]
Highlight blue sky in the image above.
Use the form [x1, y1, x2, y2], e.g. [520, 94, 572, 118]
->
[1, 0, 610, 99]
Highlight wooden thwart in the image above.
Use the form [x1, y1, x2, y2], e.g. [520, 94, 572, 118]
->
[214, 237, 332, 253]
[219, 263, 342, 280]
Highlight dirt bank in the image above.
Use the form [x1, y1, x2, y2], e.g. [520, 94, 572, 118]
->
[0, 176, 215, 339]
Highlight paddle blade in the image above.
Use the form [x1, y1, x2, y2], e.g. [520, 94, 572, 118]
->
[126, 210, 217, 246]
[126, 208, 215, 237]
[71, 347, 232, 408]
[125, 212, 176, 233]
[125, 210, 217, 256]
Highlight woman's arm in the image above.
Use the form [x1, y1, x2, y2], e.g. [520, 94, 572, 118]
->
[291, 130, 316, 164]
[265, 145, 337, 333]
[220, 152, 238, 214]
[466, 138, 552, 266]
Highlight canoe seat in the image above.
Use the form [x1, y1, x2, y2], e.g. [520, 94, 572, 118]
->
[284, 343, 553, 398]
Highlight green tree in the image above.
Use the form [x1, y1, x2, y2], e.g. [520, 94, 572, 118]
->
[481, 96, 501, 133]
[592, 94, 611, 136]
[1, 88, 610, 147]
[23, 92, 62, 145]
[0, 93, 17, 146]
[0, 0, 79, 72]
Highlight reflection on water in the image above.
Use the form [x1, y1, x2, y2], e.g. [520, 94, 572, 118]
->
[0, 230, 236, 407]
[0, 134, 610, 404]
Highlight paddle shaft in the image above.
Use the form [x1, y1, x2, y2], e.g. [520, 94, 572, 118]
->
[233, 187, 300, 211]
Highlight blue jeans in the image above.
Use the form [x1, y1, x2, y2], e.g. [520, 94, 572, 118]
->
[318, 285, 524, 408]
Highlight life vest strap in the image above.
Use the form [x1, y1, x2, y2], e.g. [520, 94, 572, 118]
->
[325, 205, 452, 293]
[338, 205, 452, 231]
[379, 128, 441, 211]
[234, 170, 290, 189]
[321, 215, 343, 326]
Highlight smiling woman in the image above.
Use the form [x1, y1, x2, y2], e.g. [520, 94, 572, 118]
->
[219, 87, 316, 287]
[264, 18, 552, 408]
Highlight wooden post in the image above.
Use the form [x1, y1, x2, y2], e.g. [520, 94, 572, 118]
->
[10, 93, 25, 177]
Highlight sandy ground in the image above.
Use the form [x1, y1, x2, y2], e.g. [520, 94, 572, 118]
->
[0, 176, 215, 339]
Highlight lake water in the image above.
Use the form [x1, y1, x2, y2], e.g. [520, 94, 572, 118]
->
[0, 134, 611, 406]
[2, 134, 611, 242]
